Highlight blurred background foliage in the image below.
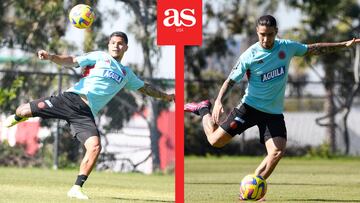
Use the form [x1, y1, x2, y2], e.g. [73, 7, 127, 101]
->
[185, 0, 360, 156]
[0, 0, 174, 171]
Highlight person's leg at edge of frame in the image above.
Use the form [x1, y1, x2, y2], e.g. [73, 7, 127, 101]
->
[67, 135, 101, 199]
[4, 103, 32, 127]
[254, 137, 286, 179]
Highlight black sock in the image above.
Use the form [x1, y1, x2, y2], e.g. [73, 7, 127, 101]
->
[75, 175, 88, 187]
[199, 108, 210, 118]
[14, 115, 23, 121]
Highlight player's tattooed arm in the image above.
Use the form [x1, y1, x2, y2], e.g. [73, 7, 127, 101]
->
[215, 78, 236, 104]
[306, 38, 359, 56]
[212, 78, 236, 123]
[138, 83, 175, 102]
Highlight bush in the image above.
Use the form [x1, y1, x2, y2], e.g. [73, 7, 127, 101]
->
[0, 141, 43, 167]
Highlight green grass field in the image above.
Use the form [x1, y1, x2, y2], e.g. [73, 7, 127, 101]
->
[185, 156, 360, 203]
[0, 167, 174, 203]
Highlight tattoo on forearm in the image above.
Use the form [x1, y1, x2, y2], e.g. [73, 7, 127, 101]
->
[141, 84, 168, 99]
[218, 79, 235, 103]
[223, 79, 235, 98]
[307, 42, 346, 56]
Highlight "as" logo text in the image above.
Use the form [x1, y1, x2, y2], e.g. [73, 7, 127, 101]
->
[163, 9, 196, 27]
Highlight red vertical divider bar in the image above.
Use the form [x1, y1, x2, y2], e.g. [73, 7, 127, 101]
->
[157, 1, 202, 202]
[175, 45, 184, 203]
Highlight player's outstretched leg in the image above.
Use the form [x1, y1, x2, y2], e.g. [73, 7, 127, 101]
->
[185, 99, 232, 147]
[4, 103, 32, 127]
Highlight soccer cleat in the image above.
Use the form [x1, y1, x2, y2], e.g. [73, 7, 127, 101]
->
[4, 114, 28, 128]
[67, 185, 89, 200]
[184, 100, 212, 115]
[239, 193, 245, 200]
[239, 194, 266, 202]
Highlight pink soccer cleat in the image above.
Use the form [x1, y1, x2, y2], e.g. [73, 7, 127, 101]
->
[184, 100, 212, 115]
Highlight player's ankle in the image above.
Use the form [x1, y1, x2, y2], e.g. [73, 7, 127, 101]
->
[75, 175, 88, 187]
[199, 108, 210, 117]
[14, 114, 24, 121]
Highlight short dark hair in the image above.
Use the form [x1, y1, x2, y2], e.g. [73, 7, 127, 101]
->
[256, 15, 277, 28]
[109, 31, 128, 45]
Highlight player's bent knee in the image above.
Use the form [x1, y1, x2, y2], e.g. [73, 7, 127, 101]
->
[209, 139, 226, 148]
[270, 149, 285, 160]
[88, 143, 101, 155]
[208, 130, 232, 148]
[15, 103, 32, 117]
[84, 136, 102, 155]
[95, 144, 102, 155]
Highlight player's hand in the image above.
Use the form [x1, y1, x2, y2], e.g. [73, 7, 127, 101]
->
[212, 99, 224, 124]
[37, 50, 51, 60]
[346, 38, 360, 47]
[164, 93, 175, 102]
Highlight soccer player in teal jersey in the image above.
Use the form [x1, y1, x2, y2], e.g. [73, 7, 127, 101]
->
[185, 15, 360, 195]
[4, 31, 175, 199]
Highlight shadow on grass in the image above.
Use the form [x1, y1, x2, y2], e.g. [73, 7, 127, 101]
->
[270, 182, 336, 186]
[186, 182, 336, 186]
[280, 199, 360, 202]
[186, 182, 236, 185]
[111, 197, 174, 202]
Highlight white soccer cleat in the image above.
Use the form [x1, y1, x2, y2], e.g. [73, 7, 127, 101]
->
[67, 185, 89, 200]
[4, 114, 28, 128]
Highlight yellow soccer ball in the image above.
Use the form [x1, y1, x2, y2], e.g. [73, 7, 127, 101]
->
[239, 174, 267, 200]
[69, 4, 95, 29]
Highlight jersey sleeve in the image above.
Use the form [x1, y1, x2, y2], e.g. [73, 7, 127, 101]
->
[75, 51, 100, 67]
[286, 40, 308, 56]
[124, 68, 145, 91]
[228, 51, 250, 83]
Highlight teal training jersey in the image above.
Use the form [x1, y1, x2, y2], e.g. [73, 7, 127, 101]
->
[67, 51, 144, 116]
[229, 39, 307, 114]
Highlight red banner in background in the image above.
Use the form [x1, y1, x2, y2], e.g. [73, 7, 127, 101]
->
[157, 0, 202, 46]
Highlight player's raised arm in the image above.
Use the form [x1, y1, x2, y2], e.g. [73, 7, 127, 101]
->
[138, 83, 175, 102]
[37, 50, 78, 68]
[306, 38, 360, 56]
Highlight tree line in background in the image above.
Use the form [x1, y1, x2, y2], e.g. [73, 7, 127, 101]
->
[1, 0, 360, 164]
[185, 0, 360, 156]
[0, 0, 173, 172]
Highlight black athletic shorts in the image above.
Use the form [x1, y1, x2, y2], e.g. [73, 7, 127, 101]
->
[220, 103, 287, 144]
[30, 92, 99, 143]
